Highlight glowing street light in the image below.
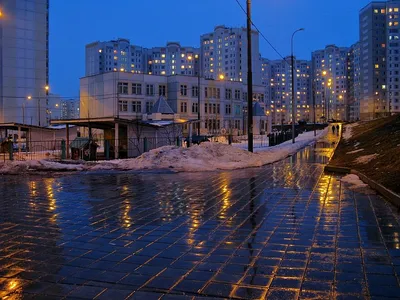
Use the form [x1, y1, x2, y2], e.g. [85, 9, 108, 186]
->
[219, 74, 225, 80]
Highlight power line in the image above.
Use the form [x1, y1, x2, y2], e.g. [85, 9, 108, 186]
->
[233, 0, 290, 64]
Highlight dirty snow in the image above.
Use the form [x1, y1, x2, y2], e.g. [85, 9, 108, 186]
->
[347, 149, 364, 154]
[343, 123, 359, 140]
[0, 129, 328, 174]
[354, 153, 378, 164]
[341, 174, 375, 194]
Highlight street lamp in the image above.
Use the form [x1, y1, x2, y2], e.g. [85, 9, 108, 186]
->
[291, 28, 304, 144]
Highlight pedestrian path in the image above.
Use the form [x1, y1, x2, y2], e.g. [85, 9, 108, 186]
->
[0, 124, 399, 299]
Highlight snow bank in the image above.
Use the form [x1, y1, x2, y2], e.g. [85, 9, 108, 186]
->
[354, 154, 378, 164]
[0, 128, 328, 174]
[92, 128, 328, 172]
[347, 149, 364, 154]
[341, 174, 375, 194]
[0, 160, 84, 174]
[343, 123, 359, 140]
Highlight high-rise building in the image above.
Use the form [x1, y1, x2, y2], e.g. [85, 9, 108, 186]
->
[386, 0, 400, 114]
[0, 0, 49, 126]
[360, 2, 389, 120]
[200, 25, 262, 84]
[85, 39, 200, 77]
[312, 45, 349, 122]
[268, 57, 311, 125]
[347, 42, 361, 121]
[48, 94, 79, 120]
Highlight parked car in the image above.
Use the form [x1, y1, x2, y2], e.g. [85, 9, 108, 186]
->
[185, 135, 211, 145]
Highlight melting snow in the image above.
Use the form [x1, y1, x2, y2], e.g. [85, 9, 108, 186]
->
[354, 154, 378, 164]
[347, 149, 364, 154]
[343, 123, 359, 140]
[0, 129, 328, 174]
[341, 174, 375, 194]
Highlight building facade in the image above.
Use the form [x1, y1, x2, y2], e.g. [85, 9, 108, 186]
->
[347, 42, 361, 121]
[0, 0, 49, 126]
[80, 73, 267, 135]
[85, 39, 200, 77]
[312, 45, 349, 122]
[268, 57, 311, 125]
[48, 94, 79, 120]
[386, 0, 400, 114]
[200, 25, 262, 85]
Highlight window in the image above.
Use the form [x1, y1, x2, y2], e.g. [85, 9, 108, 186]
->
[234, 89, 241, 100]
[146, 101, 153, 113]
[159, 85, 166, 97]
[180, 102, 187, 113]
[235, 104, 241, 115]
[217, 104, 220, 114]
[225, 104, 231, 115]
[146, 84, 154, 96]
[132, 101, 142, 113]
[118, 82, 128, 94]
[192, 86, 199, 97]
[212, 103, 216, 114]
[225, 88, 232, 99]
[192, 103, 198, 113]
[132, 83, 142, 95]
[204, 103, 208, 113]
[205, 87, 208, 98]
[234, 120, 241, 129]
[180, 85, 188, 96]
[119, 100, 128, 112]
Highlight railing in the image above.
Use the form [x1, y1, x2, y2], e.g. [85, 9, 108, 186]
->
[1, 140, 63, 161]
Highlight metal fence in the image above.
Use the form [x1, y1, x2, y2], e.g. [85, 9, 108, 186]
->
[0, 131, 303, 162]
[1, 140, 63, 161]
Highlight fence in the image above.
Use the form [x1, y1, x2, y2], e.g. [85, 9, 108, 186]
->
[1, 140, 63, 161]
[0, 130, 304, 162]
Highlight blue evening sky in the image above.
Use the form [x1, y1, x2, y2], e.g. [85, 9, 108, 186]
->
[50, 0, 373, 97]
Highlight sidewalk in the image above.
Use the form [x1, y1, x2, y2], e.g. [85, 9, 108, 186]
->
[0, 125, 399, 299]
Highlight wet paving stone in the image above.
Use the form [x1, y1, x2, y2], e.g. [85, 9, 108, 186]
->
[1, 130, 400, 299]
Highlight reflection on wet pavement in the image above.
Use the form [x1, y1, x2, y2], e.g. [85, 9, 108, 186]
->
[0, 127, 400, 299]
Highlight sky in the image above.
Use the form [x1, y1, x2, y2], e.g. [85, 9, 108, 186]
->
[50, 0, 373, 98]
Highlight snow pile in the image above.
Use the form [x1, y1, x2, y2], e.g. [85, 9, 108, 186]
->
[0, 160, 84, 174]
[343, 123, 359, 140]
[347, 149, 364, 154]
[354, 154, 378, 164]
[93, 128, 328, 172]
[0, 128, 328, 174]
[341, 174, 375, 194]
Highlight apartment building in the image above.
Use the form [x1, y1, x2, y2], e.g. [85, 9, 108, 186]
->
[85, 39, 200, 77]
[200, 25, 262, 85]
[268, 57, 311, 125]
[347, 42, 362, 121]
[80, 73, 267, 134]
[312, 45, 349, 122]
[0, 0, 49, 126]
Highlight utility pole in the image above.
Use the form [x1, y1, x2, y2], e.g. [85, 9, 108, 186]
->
[313, 81, 316, 137]
[291, 28, 304, 144]
[247, 0, 253, 152]
[197, 55, 201, 136]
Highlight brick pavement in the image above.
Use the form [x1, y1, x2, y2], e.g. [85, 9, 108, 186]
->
[0, 130, 399, 299]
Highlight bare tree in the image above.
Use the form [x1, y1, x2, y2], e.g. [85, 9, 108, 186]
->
[158, 121, 183, 146]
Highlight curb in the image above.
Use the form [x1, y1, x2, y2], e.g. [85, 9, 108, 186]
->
[325, 164, 400, 208]
[352, 170, 400, 209]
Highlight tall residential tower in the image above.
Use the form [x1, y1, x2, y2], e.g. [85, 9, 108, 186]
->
[0, 0, 49, 126]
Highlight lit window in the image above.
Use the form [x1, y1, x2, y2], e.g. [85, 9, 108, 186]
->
[381, 9, 386, 14]
[98, 49, 102, 53]
[395, 8, 399, 12]
[181, 65, 185, 69]
[181, 53, 185, 58]
[161, 71, 166, 75]
[161, 54, 166, 58]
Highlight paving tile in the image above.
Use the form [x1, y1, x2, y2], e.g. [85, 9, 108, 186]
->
[0, 130, 398, 299]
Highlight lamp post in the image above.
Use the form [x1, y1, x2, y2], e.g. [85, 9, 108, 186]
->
[291, 28, 304, 144]
[247, 0, 253, 152]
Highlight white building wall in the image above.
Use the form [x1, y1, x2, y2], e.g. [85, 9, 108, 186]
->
[0, 0, 49, 126]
